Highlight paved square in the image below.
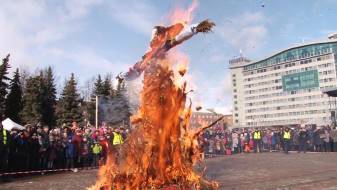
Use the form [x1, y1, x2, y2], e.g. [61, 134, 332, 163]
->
[1, 153, 337, 190]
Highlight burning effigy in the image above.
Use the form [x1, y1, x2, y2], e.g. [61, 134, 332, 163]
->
[89, 2, 217, 190]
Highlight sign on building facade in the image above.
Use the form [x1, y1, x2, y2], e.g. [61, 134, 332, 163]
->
[282, 70, 319, 91]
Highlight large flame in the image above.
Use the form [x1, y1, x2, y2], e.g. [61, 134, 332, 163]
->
[169, 0, 198, 24]
[89, 1, 217, 190]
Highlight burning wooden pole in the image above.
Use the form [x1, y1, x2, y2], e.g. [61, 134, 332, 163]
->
[193, 116, 225, 138]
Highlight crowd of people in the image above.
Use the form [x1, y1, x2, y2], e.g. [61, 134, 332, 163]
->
[201, 125, 337, 155]
[0, 122, 127, 175]
[2, 121, 337, 177]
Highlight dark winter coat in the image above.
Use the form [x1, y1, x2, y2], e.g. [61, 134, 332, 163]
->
[313, 131, 322, 145]
[65, 141, 75, 159]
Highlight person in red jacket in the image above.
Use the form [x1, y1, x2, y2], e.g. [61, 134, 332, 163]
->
[72, 129, 83, 167]
[98, 136, 109, 165]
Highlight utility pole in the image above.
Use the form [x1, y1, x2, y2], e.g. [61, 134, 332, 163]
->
[95, 95, 99, 129]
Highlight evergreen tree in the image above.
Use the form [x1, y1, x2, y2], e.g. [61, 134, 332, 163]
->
[41, 67, 57, 127]
[102, 74, 113, 96]
[0, 54, 10, 120]
[93, 75, 104, 96]
[21, 76, 43, 124]
[19, 69, 30, 93]
[57, 73, 82, 126]
[110, 75, 131, 126]
[5, 68, 23, 123]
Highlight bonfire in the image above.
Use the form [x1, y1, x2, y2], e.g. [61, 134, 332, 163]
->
[89, 1, 217, 189]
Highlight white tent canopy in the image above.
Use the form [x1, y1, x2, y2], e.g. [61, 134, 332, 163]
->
[2, 118, 25, 131]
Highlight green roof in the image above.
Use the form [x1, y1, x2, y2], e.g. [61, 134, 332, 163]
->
[244, 40, 337, 71]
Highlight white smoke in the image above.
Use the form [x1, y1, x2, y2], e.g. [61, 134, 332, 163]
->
[125, 74, 143, 114]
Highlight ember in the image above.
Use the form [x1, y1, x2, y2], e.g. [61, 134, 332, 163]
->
[89, 1, 216, 190]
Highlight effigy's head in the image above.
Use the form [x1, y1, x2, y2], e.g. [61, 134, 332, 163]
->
[150, 23, 185, 49]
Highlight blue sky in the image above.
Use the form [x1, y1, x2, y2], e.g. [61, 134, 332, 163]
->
[0, 0, 337, 114]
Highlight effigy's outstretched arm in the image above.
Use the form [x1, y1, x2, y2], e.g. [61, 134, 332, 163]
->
[170, 19, 215, 48]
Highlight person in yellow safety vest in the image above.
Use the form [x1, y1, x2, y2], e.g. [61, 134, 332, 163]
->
[112, 128, 124, 145]
[111, 128, 124, 162]
[0, 124, 10, 174]
[91, 142, 102, 166]
[283, 127, 291, 154]
[253, 129, 262, 153]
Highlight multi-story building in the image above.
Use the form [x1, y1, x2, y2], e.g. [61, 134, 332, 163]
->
[230, 34, 337, 128]
[189, 111, 233, 129]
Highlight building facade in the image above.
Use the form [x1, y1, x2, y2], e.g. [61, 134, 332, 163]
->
[189, 111, 233, 129]
[230, 35, 337, 128]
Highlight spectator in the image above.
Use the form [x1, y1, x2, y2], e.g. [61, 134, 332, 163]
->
[12, 131, 29, 171]
[48, 143, 57, 169]
[0, 123, 11, 177]
[313, 127, 322, 152]
[292, 129, 300, 151]
[231, 132, 239, 153]
[80, 137, 90, 167]
[331, 127, 337, 152]
[323, 127, 331, 152]
[215, 135, 222, 154]
[239, 132, 245, 153]
[65, 137, 75, 169]
[283, 127, 291, 154]
[28, 133, 40, 170]
[298, 126, 308, 153]
[38, 126, 50, 169]
[72, 129, 83, 167]
[253, 129, 262, 153]
[92, 141, 102, 167]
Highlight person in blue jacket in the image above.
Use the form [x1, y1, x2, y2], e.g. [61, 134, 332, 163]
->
[65, 137, 75, 169]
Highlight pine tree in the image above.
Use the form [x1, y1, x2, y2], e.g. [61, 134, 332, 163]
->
[102, 74, 113, 96]
[93, 75, 104, 97]
[21, 76, 43, 124]
[110, 76, 131, 126]
[0, 54, 10, 120]
[5, 68, 23, 123]
[41, 67, 57, 127]
[57, 73, 82, 126]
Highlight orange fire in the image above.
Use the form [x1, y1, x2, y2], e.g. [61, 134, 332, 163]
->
[169, 0, 198, 24]
[89, 1, 217, 190]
